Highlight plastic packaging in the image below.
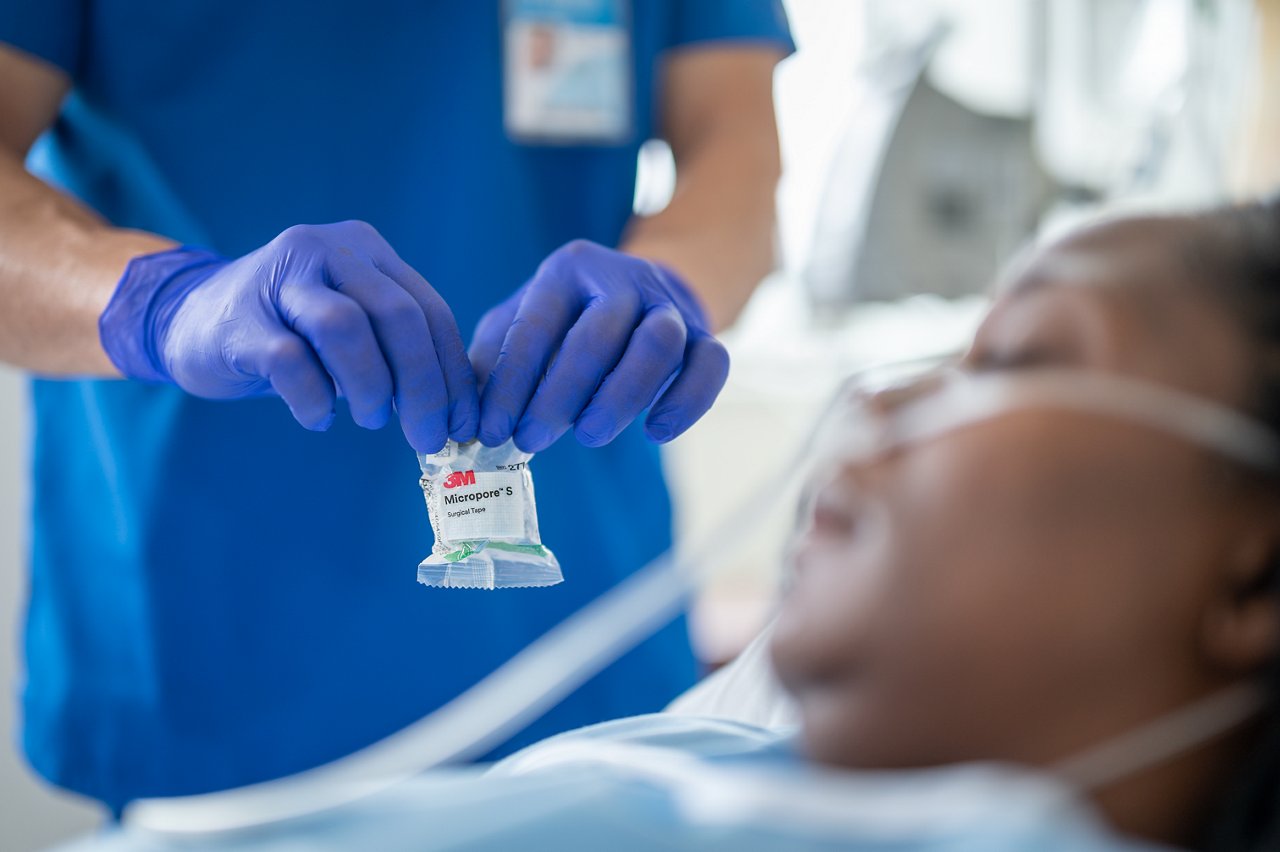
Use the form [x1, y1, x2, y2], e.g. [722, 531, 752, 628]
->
[417, 440, 562, 589]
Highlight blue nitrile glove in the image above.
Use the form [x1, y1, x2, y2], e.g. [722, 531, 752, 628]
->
[469, 240, 730, 452]
[99, 221, 478, 452]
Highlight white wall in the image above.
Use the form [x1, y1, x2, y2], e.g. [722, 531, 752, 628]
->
[0, 367, 99, 850]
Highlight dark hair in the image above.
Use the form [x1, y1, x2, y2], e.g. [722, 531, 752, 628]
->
[1181, 196, 1280, 852]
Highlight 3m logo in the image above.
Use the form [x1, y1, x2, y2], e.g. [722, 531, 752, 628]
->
[443, 470, 477, 489]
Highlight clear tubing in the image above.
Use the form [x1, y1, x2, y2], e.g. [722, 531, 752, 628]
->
[1050, 681, 1266, 791]
[828, 367, 1280, 472]
[123, 361, 1280, 836]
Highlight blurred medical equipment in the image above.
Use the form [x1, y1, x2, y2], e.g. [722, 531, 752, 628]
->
[121, 353, 1276, 838]
[804, 22, 1052, 307]
[418, 439, 561, 589]
[799, 0, 1257, 309]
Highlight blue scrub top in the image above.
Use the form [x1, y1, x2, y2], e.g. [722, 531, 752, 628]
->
[0, 0, 792, 812]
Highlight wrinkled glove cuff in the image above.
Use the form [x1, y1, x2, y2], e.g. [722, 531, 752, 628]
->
[100, 246, 226, 383]
[648, 261, 711, 333]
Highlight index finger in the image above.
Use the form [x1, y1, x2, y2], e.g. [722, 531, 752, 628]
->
[366, 249, 480, 443]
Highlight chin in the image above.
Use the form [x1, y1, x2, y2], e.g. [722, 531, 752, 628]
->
[793, 685, 929, 771]
[766, 606, 834, 690]
[788, 686, 865, 769]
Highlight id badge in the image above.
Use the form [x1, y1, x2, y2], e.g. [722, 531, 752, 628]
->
[503, 0, 632, 144]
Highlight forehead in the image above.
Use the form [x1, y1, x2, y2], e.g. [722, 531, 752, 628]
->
[976, 216, 1253, 407]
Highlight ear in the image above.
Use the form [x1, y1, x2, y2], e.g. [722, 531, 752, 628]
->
[1200, 525, 1280, 674]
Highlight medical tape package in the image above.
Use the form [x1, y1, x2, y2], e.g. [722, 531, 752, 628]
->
[417, 440, 562, 589]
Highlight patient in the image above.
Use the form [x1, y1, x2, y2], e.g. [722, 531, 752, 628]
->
[769, 199, 1280, 851]
[86, 199, 1280, 851]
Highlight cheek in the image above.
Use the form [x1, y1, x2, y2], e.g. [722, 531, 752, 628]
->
[877, 428, 1172, 681]
[775, 419, 1212, 769]
[887, 420, 1200, 644]
[875, 432, 1218, 764]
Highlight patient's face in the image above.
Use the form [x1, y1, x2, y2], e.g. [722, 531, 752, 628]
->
[771, 217, 1262, 771]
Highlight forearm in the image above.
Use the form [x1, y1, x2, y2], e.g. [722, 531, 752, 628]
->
[620, 45, 784, 334]
[0, 152, 173, 375]
[621, 138, 779, 333]
[1232, 0, 1280, 195]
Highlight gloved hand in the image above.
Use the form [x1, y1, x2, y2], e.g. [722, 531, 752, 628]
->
[99, 221, 478, 452]
[470, 240, 730, 453]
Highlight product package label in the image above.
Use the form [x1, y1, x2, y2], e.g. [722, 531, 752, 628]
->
[437, 470, 526, 541]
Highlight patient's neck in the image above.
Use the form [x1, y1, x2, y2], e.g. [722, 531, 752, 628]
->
[1088, 731, 1246, 848]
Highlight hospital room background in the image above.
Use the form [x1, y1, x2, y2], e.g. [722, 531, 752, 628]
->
[2, 0, 1275, 847]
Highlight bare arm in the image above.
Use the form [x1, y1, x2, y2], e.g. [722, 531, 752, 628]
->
[621, 45, 785, 333]
[1232, 1, 1280, 196]
[0, 44, 173, 376]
